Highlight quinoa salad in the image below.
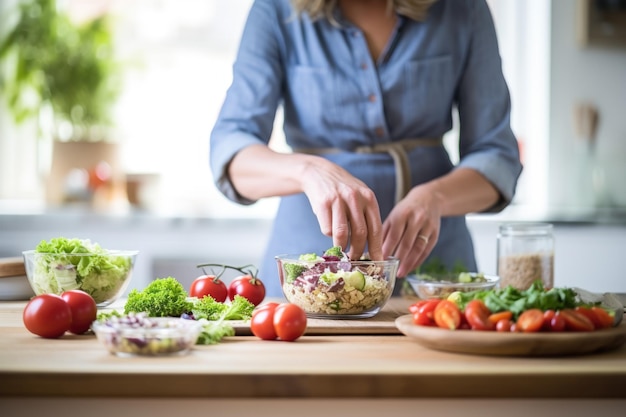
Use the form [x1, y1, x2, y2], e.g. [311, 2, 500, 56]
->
[277, 247, 396, 318]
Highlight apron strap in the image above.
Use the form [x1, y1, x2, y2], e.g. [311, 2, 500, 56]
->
[295, 137, 443, 203]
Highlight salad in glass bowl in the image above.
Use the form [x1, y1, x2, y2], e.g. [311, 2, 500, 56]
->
[23, 237, 138, 307]
[276, 247, 399, 319]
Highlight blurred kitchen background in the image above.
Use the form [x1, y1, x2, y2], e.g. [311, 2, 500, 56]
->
[1, 0, 625, 294]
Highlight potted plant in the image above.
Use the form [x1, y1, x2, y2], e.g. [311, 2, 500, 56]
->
[0, 0, 125, 206]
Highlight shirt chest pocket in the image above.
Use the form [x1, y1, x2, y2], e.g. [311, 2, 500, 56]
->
[286, 65, 363, 137]
[403, 55, 454, 114]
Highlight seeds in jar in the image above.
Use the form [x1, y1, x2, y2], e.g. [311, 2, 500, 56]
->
[498, 252, 554, 290]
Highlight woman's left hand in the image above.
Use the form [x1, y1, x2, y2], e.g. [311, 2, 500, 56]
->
[381, 184, 442, 277]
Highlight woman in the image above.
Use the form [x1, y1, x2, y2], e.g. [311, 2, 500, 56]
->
[210, 0, 523, 297]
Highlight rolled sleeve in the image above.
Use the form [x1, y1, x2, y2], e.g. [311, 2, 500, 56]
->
[209, 0, 285, 205]
[455, 0, 523, 212]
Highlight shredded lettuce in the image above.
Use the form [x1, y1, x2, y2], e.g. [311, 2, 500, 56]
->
[31, 237, 135, 304]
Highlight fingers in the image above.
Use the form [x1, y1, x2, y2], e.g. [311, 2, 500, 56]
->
[347, 190, 382, 261]
[301, 161, 381, 261]
[312, 186, 382, 262]
[331, 199, 350, 252]
[397, 229, 438, 277]
[382, 207, 440, 277]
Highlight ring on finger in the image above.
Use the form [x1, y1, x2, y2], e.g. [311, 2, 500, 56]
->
[417, 234, 429, 244]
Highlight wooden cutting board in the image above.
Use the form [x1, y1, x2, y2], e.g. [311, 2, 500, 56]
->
[0, 257, 26, 278]
[232, 297, 415, 336]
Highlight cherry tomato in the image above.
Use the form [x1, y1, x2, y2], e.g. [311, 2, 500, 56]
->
[433, 300, 461, 330]
[250, 302, 279, 340]
[516, 309, 544, 333]
[409, 300, 429, 314]
[190, 275, 228, 303]
[411, 299, 441, 326]
[228, 275, 266, 306]
[61, 290, 97, 335]
[273, 303, 307, 341]
[464, 299, 495, 331]
[549, 312, 566, 332]
[488, 310, 513, 325]
[542, 309, 557, 331]
[575, 306, 614, 330]
[561, 308, 594, 332]
[496, 318, 513, 332]
[23, 294, 72, 339]
[575, 307, 602, 330]
[412, 310, 436, 326]
[590, 306, 614, 329]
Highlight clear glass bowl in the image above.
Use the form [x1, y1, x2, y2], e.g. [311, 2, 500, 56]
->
[22, 250, 138, 307]
[406, 273, 500, 300]
[92, 314, 203, 357]
[276, 255, 399, 319]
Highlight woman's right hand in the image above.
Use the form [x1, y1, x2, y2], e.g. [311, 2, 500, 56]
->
[300, 157, 384, 262]
[228, 145, 383, 261]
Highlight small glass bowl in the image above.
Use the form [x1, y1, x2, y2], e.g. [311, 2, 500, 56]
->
[406, 273, 500, 300]
[276, 255, 399, 319]
[91, 314, 203, 357]
[23, 250, 138, 307]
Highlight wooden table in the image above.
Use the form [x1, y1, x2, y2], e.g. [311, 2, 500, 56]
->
[1, 298, 626, 416]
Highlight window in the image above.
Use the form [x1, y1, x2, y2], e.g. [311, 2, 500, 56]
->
[0, 0, 550, 217]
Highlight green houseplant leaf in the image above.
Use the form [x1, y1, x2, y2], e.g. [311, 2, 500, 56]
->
[0, 0, 121, 140]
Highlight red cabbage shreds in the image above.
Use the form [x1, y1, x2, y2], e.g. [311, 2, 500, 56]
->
[322, 255, 341, 262]
[309, 262, 330, 275]
[337, 260, 352, 271]
[326, 278, 344, 292]
[294, 273, 320, 292]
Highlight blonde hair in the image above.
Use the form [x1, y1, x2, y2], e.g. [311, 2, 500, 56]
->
[291, 0, 438, 23]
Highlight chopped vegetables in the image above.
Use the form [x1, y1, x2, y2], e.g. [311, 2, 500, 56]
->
[100, 276, 256, 346]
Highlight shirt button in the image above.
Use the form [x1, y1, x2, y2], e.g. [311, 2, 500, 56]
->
[375, 127, 385, 137]
[360, 62, 368, 70]
[368, 94, 376, 103]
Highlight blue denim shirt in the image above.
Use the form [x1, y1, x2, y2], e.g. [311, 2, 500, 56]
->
[210, 0, 523, 297]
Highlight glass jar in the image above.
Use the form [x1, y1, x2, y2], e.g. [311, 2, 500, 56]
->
[497, 223, 554, 290]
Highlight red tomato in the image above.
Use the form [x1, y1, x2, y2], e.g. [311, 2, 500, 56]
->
[542, 310, 557, 331]
[464, 299, 495, 331]
[412, 311, 436, 326]
[590, 306, 614, 329]
[488, 310, 513, 325]
[190, 275, 228, 303]
[496, 318, 513, 332]
[516, 309, 545, 333]
[273, 303, 307, 341]
[61, 290, 97, 335]
[433, 300, 461, 330]
[228, 275, 266, 306]
[561, 308, 594, 332]
[250, 302, 279, 340]
[411, 299, 441, 326]
[549, 312, 566, 332]
[23, 294, 72, 339]
[575, 306, 602, 330]
[409, 300, 429, 314]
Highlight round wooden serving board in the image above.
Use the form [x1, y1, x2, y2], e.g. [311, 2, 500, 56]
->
[395, 314, 626, 357]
